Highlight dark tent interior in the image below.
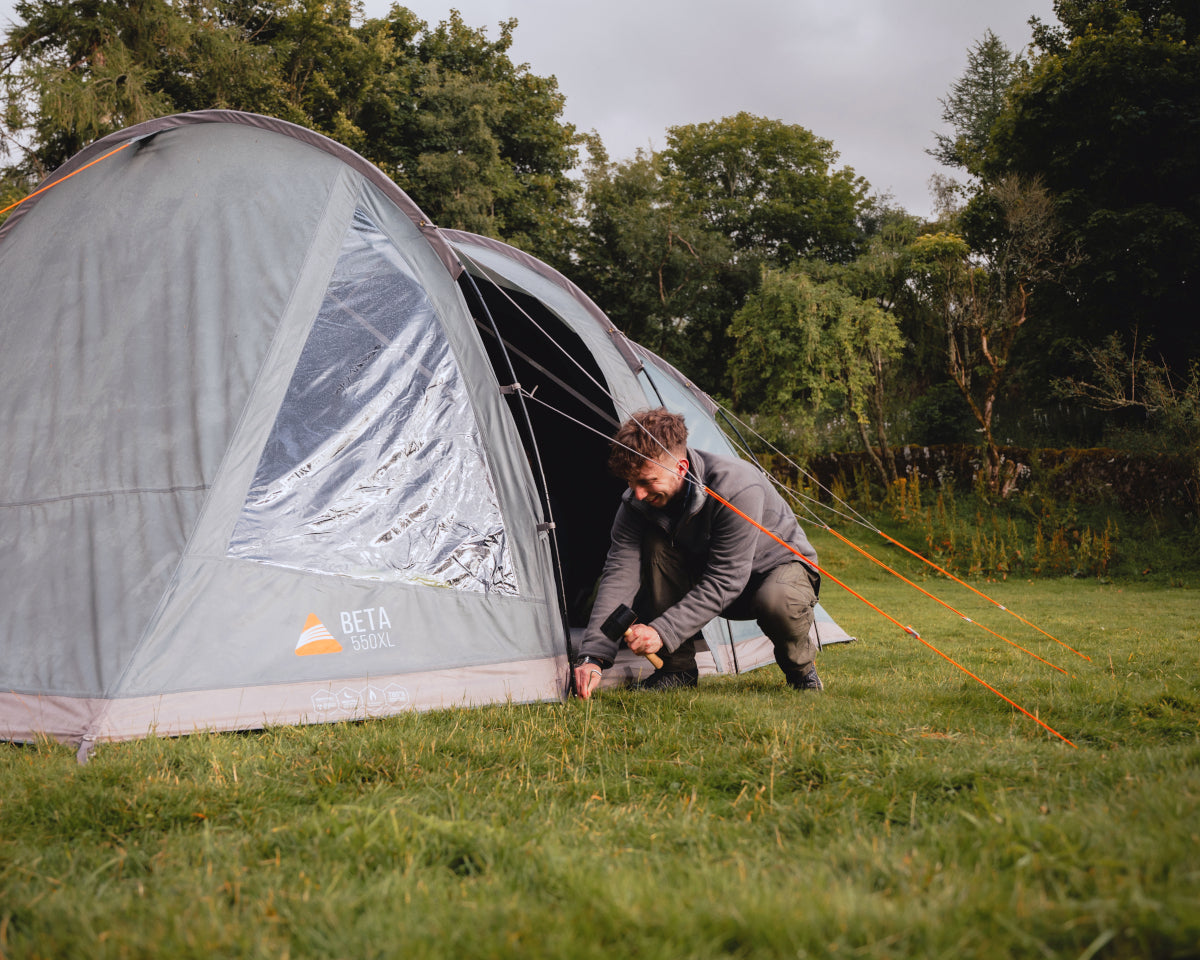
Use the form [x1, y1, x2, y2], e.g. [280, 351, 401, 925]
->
[460, 276, 630, 631]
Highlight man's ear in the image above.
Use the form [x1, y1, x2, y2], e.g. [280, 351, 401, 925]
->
[676, 458, 689, 477]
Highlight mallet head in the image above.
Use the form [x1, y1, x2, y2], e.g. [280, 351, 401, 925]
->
[600, 603, 638, 642]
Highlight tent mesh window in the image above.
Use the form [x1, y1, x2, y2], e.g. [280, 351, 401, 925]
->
[228, 208, 517, 594]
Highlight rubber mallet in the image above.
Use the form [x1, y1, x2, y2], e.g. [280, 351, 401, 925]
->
[599, 603, 664, 669]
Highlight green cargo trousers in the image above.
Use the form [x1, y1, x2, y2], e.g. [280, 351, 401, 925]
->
[633, 526, 820, 682]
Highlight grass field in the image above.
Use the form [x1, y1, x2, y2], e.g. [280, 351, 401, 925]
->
[2, 530, 1198, 959]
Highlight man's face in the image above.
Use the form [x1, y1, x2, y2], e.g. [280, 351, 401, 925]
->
[627, 455, 688, 508]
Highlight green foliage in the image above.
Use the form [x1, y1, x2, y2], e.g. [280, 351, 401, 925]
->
[899, 380, 980, 445]
[984, 0, 1200, 370]
[728, 266, 902, 430]
[908, 178, 1071, 491]
[661, 111, 870, 266]
[802, 443, 1199, 584]
[926, 3, 1200, 430]
[728, 268, 829, 412]
[1, 567, 1197, 958]
[2, 0, 304, 174]
[573, 145, 734, 380]
[1058, 331, 1200, 442]
[0, 0, 581, 262]
[384, 11, 580, 261]
[5, 0, 1198, 460]
[929, 29, 1025, 175]
[1053, 332, 1200, 511]
[572, 113, 873, 393]
[879, 473, 1125, 580]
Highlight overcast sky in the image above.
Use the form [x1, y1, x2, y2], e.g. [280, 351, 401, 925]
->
[1, 0, 1058, 218]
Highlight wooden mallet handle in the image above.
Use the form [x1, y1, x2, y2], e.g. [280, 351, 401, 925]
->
[600, 603, 664, 670]
[640, 648, 664, 670]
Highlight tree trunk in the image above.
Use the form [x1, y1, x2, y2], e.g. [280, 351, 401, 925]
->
[868, 352, 899, 483]
[855, 417, 892, 487]
[948, 322, 1007, 494]
[847, 380, 893, 486]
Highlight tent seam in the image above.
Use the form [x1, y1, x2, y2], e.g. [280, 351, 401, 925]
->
[0, 485, 209, 510]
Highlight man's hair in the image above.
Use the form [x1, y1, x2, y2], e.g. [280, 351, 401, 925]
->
[607, 408, 688, 480]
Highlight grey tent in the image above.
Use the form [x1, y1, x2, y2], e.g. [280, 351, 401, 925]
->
[0, 111, 848, 752]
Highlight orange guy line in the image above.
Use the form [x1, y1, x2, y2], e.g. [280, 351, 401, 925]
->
[821, 524, 1069, 674]
[703, 485, 1077, 749]
[0, 141, 135, 219]
[876, 528, 1091, 661]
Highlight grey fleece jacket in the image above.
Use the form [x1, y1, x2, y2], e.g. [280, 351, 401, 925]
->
[579, 448, 819, 664]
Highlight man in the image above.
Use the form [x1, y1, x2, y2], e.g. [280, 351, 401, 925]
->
[573, 408, 823, 698]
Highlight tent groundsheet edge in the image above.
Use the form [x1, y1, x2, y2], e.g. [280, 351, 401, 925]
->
[1, 655, 568, 747]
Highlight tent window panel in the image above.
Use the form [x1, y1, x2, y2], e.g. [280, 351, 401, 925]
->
[228, 208, 518, 595]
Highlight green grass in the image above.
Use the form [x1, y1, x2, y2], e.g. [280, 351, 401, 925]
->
[2, 539, 1198, 959]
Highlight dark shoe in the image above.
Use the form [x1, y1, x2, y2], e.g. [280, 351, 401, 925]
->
[786, 662, 823, 691]
[636, 668, 699, 691]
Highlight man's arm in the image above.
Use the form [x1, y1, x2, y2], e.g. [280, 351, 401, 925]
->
[576, 502, 646, 663]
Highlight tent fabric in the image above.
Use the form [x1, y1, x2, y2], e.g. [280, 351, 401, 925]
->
[0, 111, 851, 751]
[0, 112, 564, 749]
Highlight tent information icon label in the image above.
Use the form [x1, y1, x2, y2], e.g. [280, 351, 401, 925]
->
[312, 684, 410, 715]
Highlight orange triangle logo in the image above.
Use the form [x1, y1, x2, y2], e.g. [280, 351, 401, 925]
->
[295, 613, 343, 656]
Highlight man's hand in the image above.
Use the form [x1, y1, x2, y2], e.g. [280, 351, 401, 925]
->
[625, 623, 664, 657]
[573, 662, 603, 700]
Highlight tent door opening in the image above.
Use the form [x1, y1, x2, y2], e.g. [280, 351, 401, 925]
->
[460, 276, 628, 631]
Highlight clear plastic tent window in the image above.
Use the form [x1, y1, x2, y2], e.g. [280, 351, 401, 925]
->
[228, 208, 518, 594]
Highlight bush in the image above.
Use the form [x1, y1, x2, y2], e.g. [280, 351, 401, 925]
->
[784, 445, 1198, 582]
[808, 444, 1198, 515]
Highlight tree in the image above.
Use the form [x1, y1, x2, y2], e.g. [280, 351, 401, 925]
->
[572, 144, 733, 378]
[727, 266, 903, 483]
[0, 0, 307, 180]
[365, 10, 581, 264]
[662, 112, 870, 266]
[573, 113, 873, 394]
[410, 64, 517, 237]
[982, 0, 1200, 371]
[910, 176, 1070, 493]
[0, 1, 581, 260]
[929, 30, 1023, 176]
[1057, 330, 1200, 430]
[808, 203, 952, 451]
[1055, 331, 1200, 507]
